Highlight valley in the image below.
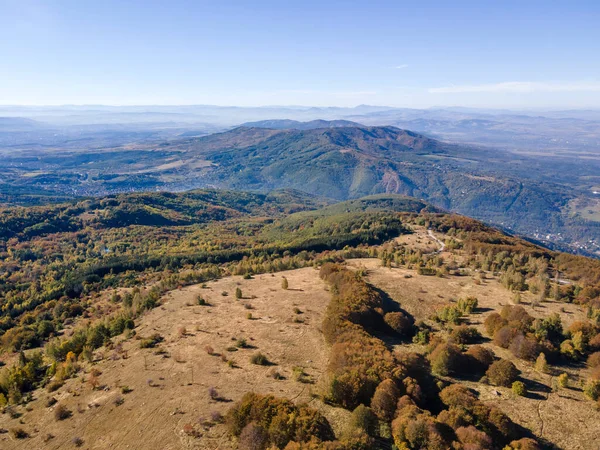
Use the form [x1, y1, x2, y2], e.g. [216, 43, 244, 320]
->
[1, 122, 598, 257]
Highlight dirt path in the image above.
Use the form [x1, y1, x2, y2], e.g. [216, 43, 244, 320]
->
[427, 229, 445, 254]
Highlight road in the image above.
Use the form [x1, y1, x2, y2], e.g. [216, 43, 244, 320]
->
[428, 229, 446, 254]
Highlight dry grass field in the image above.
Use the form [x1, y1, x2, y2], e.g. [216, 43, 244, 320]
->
[0, 268, 346, 450]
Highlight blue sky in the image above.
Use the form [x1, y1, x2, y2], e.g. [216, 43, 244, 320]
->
[1, 0, 599, 108]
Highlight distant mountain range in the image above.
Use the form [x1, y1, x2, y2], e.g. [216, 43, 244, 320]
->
[1, 120, 597, 256]
[240, 119, 363, 130]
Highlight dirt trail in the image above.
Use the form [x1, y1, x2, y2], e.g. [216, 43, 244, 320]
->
[427, 229, 445, 254]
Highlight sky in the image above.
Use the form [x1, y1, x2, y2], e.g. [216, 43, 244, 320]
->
[1, 0, 600, 108]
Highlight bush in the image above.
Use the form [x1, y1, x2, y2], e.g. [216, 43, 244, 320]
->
[139, 333, 163, 349]
[484, 312, 507, 336]
[434, 305, 462, 325]
[457, 297, 478, 314]
[506, 438, 542, 450]
[226, 393, 334, 447]
[494, 326, 518, 348]
[238, 422, 267, 450]
[370, 379, 400, 421]
[429, 342, 463, 376]
[486, 359, 520, 387]
[412, 329, 430, 345]
[557, 373, 568, 388]
[54, 404, 72, 421]
[560, 339, 577, 359]
[250, 353, 269, 365]
[384, 312, 413, 337]
[587, 352, 600, 368]
[46, 380, 64, 393]
[456, 425, 492, 448]
[235, 288, 242, 299]
[589, 333, 600, 351]
[10, 428, 29, 439]
[512, 381, 526, 396]
[450, 325, 481, 344]
[348, 404, 378, 436]
[465, 345, 495, 373]
[439, 384, 478, 409]
[391, 404, 451, 450]
[583, 378, 600, 401]
[509, 334, 540, 361]
[438, 384, 518, 445]
[535, 353, 549, 373]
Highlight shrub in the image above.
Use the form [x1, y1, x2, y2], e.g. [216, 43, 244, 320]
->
[439, 384, 478, 409]
[139, 333, 163, 349]
[486, 359, 520, 387]
[384, 312, 413, 337]
[506, 438, 542, 450]
[348, 404, 378, 436]
[54, 404, 72, 421]
[292, 366, 309, 383]
[560, 339, 577, 359]
[450, 325, 481, 345]
[197, 296, 207, 306]
[238, 422, 267, 450]
[589, 333, 600, 351]
[557, 373, 568, 388]
[10, 428, 29, 439]
[370, 379, 400, 421]
[208, 387, 220, 400]
[429, 343, 462, 376]
[512, 381, 526, 396]
[465, 345, 495, 373]
[494, 326, 518, 348]
[484, 312, 507, 336]
[250, 353, 269, 365]
[47, 380, 64, 392]
[567, 321, 596, 341]
[412, 329, 430, 345]
[226, 393, 334, 447]
[457, 297, 478, 314]
[391, 404, 451, 450]
[235, 288, 243, 299]
[456, 425, 492, 448]
[434, 305, 462, 325]
[282, 277, 289, 290]
[587, 351, 600, 368]
[535, 353, 549, 373]
[583, 378, 600, 401]
[509, 334, 541, 361]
